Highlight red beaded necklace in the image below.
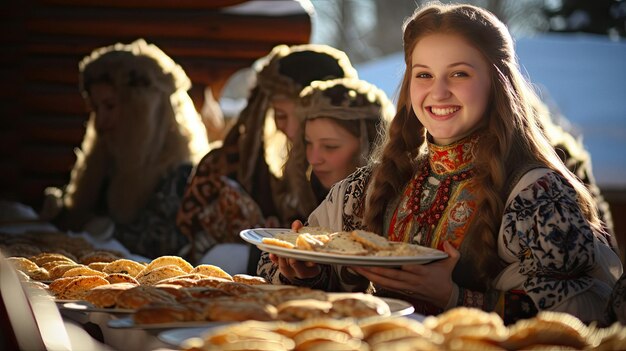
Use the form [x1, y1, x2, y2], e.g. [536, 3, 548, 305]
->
[407, 163, 474, 230]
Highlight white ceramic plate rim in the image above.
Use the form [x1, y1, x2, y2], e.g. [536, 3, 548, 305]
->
[61, 301, 135, 314]
[240, 228, 447, 266]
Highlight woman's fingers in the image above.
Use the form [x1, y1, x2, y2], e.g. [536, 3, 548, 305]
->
[291, 220, 304, 231]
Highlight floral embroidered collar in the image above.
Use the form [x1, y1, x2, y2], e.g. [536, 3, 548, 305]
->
[427, 134, 479, 176]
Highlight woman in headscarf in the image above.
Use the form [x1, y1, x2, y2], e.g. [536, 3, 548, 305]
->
[280, 77, 394, 223]
[176, 44, 358, 264]
[41, 39, 210, 258]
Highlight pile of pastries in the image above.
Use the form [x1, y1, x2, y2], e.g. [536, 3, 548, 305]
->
[181, 307, 626, 351]
[263, 227, 440, 257]
[7, 253, 392, 324]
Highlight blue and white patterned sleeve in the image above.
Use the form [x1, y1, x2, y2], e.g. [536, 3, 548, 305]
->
[498, 170, 622, 322]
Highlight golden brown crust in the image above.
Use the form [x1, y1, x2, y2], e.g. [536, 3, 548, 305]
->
[49, 264, 85, 280]
[59, 275, 110, 300]
[49, 276, 79, 295]
[155, 277, 198, 287]
[276, 299, 333, 321]
[136, 264, 186, 285]
[114, 285, 177, 309]
[83, 283, 137, 308]
[194, 276, 233, 288]
[62, 266, 108, 278]
[30, 253, 75, 267]
[152, 283, 192, 300]
[6, 256, 39, 273]
[190, 264, 232, 280]
[329, 294, 388, 318]
[87, 262, 109, 272]
[26, 267, 51, 281]
[133, 304, 203, 325]
[204, 301, 278, 322]
[143, 256, 193, 274]
[214, 281, 260, 295]
[103, 259, 146, 277]
[105, 273, 140, 285]
[40, 259, 77, 272]
[183, 287, 232, 299]
[233, 274, 268, 285]
[261, 237, 296, 249]
[264, 287, 328, 305]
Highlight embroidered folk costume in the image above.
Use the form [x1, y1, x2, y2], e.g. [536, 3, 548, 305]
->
[258, 133, 622, 323]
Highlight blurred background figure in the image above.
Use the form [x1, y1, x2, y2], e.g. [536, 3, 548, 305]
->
[281, 77, 394, 222]
[40, 39, 210, 258]
[176, 44, 357, 266]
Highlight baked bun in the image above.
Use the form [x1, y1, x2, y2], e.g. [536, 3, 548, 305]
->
[30, 253, 75, 266]
[62, 266, 108, 279]
[190, 264, 232, 280]
[329, 294, 389, 318]
[83, 282, 136, 308]
[6, 257, 39, 273]
[49, 264, 85, 280]
[143, 256, 193, 274]
[105, 273, 139, 285]
[133, 304, 203, 325]
[204, 300, 277, 322]
[276, 299, 333, 321]
[49, 276, 79, 295]
[114, 285, 177, 309]
[59, 275, 110, 300]
[136, 265, 186, 285]
[103, 259, 145, 277]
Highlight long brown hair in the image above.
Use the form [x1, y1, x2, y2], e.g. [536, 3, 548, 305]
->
[363, 3, 603, 288]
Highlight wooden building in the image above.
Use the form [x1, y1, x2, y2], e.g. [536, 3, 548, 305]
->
[0, 0, 312, 209]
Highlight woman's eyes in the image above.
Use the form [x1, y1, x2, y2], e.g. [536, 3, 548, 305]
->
[414, 71, 469, 79]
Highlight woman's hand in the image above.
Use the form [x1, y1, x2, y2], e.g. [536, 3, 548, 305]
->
[268, 220, 319, 282]
[351, 241, 460, 308]
[269, 253, 320, 281]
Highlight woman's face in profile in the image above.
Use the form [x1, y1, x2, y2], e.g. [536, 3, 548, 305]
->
[88, 82, 121, 134]
[305, 117, 360, 189]
[271, 95, 298, 141]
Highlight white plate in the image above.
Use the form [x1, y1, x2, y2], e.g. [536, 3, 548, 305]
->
[157, 297, 415, 347]
[60, 301, 135, 314]
[108, 317, 231, 330]
[240, 228, 447, 266]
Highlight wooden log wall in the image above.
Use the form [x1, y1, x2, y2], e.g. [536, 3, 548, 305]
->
[0, 0, 311, 210]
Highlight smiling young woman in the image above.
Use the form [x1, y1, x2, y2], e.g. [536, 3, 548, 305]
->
[258, 3, 622, 325]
